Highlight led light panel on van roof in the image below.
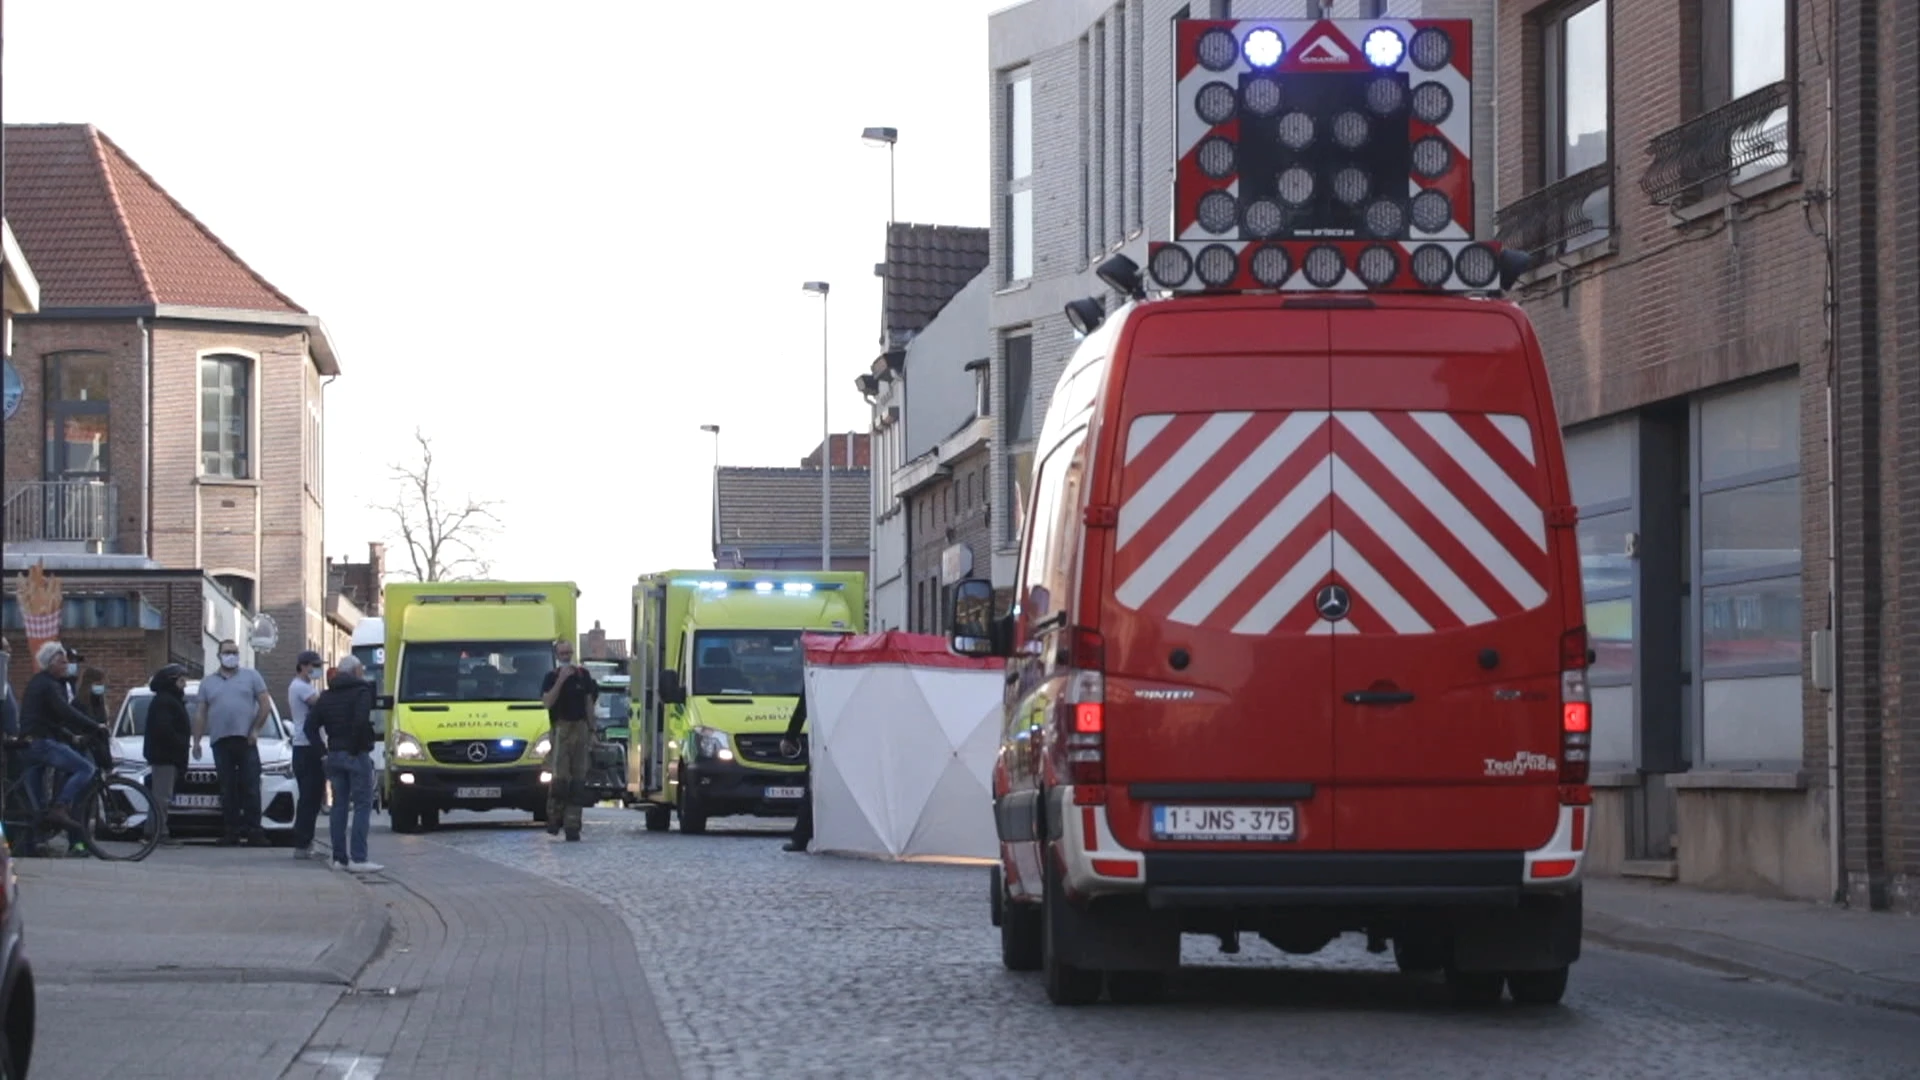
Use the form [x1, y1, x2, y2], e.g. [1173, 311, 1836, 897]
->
[1173, 18, 1474, 251]
[1145, 238, 1501, 294]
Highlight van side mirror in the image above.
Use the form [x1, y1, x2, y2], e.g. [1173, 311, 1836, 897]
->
[949, 578, 1008, 658]
[659, 670, 686, 704]
[373, 695, 395, 710]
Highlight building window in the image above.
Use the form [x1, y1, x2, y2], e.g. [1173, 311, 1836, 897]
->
[1566, 417, 1637, 768]
[200, 355, 252, 479]
[1693, 375, 1800, 766]
[216, 573, 256, 614]
[1004, 333, 1034, 444]
[306, 399, 323, 496]
[1541, 0, 1611, 248]
[1006, 67, 1034, 282]
[1704, 0, 1791, 181]
[43, 353, 111, 479]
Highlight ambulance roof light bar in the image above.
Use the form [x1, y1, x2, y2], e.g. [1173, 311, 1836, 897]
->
[1158, 18, 1506, 297]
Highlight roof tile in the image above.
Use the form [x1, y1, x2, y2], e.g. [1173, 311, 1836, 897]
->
[883, 223, 989, 348]
[716, 467, 871, 550]
[3, 124, 304, 313]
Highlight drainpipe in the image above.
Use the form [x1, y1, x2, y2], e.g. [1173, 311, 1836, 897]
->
[140, 316, 152, 559]
[1821, 27, 1843, 906]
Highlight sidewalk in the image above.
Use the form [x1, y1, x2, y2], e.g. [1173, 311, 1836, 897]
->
[1584, 876, 1920, 1016]
[16, 844, 387, 1080]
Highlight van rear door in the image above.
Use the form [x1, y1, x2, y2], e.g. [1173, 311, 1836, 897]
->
[1098, 303, 1336, 851]
[1325, 303, 1567, 852]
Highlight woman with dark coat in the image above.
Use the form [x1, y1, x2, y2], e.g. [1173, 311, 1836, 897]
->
[143, 664, 192, 846]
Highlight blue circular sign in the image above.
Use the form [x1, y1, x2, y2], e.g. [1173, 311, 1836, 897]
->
[2, 358, 20, 421]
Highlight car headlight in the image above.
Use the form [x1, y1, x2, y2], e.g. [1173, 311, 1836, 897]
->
[531, 734, 553, 760]
[692, 726, 734, 763]
[113, 756, 147, 773]
[394, 732, 425, 760]
[262, 761, 293, 778]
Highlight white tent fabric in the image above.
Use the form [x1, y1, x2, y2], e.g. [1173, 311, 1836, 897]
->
[803, 632, 1004, 860]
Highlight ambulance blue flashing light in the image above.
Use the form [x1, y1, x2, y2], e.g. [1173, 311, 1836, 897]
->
[678, 578, 842, 592]
[783, 582, 815, 594]
[1243, 28, 1285, 68]
[755, 582, 775, 593]
[1363, 28, 1405, 68]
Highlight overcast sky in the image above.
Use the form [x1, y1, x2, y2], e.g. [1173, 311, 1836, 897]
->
[4, 0, 1008, 640]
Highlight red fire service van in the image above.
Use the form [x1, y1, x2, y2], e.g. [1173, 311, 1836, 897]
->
[949, 17, 1592, 1007]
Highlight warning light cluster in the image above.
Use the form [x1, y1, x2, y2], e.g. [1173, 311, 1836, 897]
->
[1157, 18, 1486, 294]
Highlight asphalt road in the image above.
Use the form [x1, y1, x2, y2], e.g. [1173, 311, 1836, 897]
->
[427, 809, 1920, 1080]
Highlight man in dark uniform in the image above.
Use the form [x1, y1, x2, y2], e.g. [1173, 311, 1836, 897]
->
[777, 693, 811, 853]
[539, 640, 599, 842]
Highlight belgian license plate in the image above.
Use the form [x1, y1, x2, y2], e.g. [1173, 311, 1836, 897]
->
[172, 794, 222, 809]
[455, 786, 502, 799]
[1152, 805, 1296, 841]
[765, 786, 805, 800]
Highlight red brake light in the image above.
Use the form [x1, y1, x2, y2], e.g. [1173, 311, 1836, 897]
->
[1563, 701, 1591, 734]
[1559, 630, 1591, 786]
[1074, 703, 1104, 734]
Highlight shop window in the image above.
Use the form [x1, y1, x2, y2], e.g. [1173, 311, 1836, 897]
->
[1693, 375, 1801, 766]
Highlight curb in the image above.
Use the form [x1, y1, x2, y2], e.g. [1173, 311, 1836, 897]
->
[1584, 911, 1920, 1017]
[315, 864, 392, 985]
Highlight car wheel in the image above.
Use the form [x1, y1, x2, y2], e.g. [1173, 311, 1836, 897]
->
[678, 790, 708, 834]
[1042, 859, 1102, 1005]
[1507, 967, 1570, 1007]
[388, 792, 421, 834]
[643, 804, 671, 832]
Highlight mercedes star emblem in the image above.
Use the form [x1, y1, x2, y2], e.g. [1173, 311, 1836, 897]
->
[466, 742, 490, 763]
[1315, 583, 1352, 621]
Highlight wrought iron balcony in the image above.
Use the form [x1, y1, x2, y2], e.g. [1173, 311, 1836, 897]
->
[3, 480, 119, 550]
[1494, 164, 1613, 256]
[1640, 81, 1793, 206]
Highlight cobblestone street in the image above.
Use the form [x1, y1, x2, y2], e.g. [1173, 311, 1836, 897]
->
[430, 810, 1920, 1080]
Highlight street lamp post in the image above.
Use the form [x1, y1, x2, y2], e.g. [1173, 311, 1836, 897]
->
[700, 424, 720, 565]
[802, 282, 831, 570]
[861, 127, 898, 225]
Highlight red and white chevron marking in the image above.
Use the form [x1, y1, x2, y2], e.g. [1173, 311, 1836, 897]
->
[1113, 410, 1547, 635]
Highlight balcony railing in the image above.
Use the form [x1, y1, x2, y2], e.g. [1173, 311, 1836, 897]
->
[1640, 81, 1793, 206]
[1494, 163, 1613, 256]
[3, 480, 119, 549]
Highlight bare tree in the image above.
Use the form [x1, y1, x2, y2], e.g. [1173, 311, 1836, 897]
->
[378, 429, 501, 582]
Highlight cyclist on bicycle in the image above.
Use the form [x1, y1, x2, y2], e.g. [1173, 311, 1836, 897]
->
[19, 640, 107, 834]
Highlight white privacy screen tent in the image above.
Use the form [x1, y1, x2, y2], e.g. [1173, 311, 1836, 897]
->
[801, 631, 1005, 860]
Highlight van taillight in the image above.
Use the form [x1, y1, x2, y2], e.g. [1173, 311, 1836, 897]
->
[1064, 628, 1106, 784]
[1560, 627, 1591, 786]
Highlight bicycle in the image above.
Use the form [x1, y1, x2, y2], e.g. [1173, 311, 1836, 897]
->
[1, 732, 160, 862]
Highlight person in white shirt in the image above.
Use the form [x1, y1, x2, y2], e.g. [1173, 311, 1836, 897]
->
[288, 650, 326, 860]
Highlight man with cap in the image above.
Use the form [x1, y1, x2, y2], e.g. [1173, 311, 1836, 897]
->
[288, 650, 327, 859]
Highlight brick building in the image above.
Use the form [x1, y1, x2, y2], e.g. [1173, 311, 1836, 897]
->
[861, 223, 993, 633]
[579, 620, 629, 662]
[1492, 0, 1918, 910]
[2, 124, 345, 691]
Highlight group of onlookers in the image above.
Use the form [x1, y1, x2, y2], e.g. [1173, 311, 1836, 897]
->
[0, 638, 381, 870]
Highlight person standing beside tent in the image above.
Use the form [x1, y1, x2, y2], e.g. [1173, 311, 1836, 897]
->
[778, 693, 811, 853]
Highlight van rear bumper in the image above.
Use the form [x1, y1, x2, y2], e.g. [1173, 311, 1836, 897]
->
[1142, 852, 1523, 909]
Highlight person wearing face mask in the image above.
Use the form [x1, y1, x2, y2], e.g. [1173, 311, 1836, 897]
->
[18, 640, 106, 840]
[144, 664, 193, 846]
[191, 639, 274, 847]
[75, 667, 109, 725]
[287, 651, 326, 859]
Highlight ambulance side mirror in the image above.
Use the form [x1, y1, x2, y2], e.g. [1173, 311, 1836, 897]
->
[659, 670, 686, 705]
[950, 578, 1008, 658]
[373, 695, 395, 710]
